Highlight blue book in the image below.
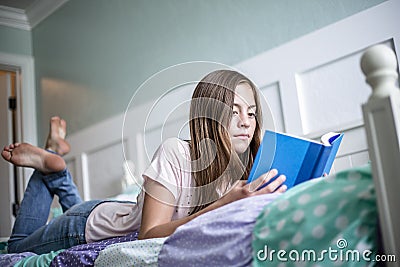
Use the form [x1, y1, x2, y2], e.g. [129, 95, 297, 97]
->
[247, 130, 344, 190]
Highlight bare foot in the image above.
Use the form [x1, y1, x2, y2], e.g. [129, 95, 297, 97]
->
[2, 143, 66, 174]
[45, 116, 70, 156]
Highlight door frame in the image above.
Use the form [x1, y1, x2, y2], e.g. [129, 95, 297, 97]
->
[0, 52, 37, 185]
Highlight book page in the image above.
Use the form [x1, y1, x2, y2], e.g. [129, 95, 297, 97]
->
[320, 132, 341, 146]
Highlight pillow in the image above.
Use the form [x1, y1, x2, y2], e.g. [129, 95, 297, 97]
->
[252, 164, 378, 267]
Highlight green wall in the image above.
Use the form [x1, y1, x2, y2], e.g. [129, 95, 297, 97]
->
[0, 25, 32, 56]
[32, 0, 385, 142]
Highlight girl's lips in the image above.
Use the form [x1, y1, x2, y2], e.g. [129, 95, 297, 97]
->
[234, 134, 250, 139]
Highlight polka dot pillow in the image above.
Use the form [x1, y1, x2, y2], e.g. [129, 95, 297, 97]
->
[252, 164, 378, 267]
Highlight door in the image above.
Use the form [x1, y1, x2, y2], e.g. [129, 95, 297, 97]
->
[0, 70, 16, 237]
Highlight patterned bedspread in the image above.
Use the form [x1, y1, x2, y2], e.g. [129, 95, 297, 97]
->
[0, 164, 378, 267]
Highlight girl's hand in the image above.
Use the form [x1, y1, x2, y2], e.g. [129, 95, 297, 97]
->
[215, 169, 287, 207]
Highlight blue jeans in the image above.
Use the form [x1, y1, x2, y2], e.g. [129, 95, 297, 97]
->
[7, 169, 103, 254]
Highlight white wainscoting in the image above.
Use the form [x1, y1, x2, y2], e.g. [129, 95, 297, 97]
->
[65, 0, 399, 200]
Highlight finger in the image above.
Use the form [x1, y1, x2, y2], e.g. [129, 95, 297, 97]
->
[257, 175, 286, 194]
[234, 179, 245, 187]
[227, 180, 245, 194]
[248, 169, 278, 192]
[275, 184, 287, 193]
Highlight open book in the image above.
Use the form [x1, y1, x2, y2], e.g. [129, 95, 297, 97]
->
[247, 130, 344, 190]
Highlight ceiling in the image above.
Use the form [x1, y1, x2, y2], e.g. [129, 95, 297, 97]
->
[0, 0, 68, 30]
[0, 0, 36, 11]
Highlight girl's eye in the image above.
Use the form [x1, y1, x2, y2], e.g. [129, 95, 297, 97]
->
[232, 110, 239, 115]
[248, 112, 256, 118]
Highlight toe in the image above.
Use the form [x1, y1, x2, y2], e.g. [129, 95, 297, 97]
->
[60, 119, 66, 128]
[50, 116, 61, 128]
[1, 150, 11, 161]
[9, 143, 19, 149]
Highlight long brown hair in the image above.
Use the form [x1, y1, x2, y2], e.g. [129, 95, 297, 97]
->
[189, 70, 262, 214]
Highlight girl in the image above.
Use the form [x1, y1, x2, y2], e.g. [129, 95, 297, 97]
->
[1, 70, 286, 254]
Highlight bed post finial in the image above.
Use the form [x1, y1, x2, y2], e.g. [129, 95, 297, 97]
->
[361, 44, 399, 99]
[361, 44, 400, 261]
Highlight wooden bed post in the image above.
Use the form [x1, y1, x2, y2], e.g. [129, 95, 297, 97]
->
[361, 44, 400, 261]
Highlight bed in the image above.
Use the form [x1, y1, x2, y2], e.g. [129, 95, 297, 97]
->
[0, 43, 399, 267]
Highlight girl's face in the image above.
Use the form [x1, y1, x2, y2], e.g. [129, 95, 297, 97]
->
[228, 83, 257, 154]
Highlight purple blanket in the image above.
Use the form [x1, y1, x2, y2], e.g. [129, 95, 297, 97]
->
[50, 232, 138, 267]
[158, 193, 280, 267]
[0, 232, 138, 267]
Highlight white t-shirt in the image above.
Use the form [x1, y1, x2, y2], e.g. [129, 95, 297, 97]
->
[85, 138, 195, 242]
[142, 137, 195, 218]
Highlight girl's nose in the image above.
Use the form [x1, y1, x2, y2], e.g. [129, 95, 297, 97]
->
[239, 113, 250, 127]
